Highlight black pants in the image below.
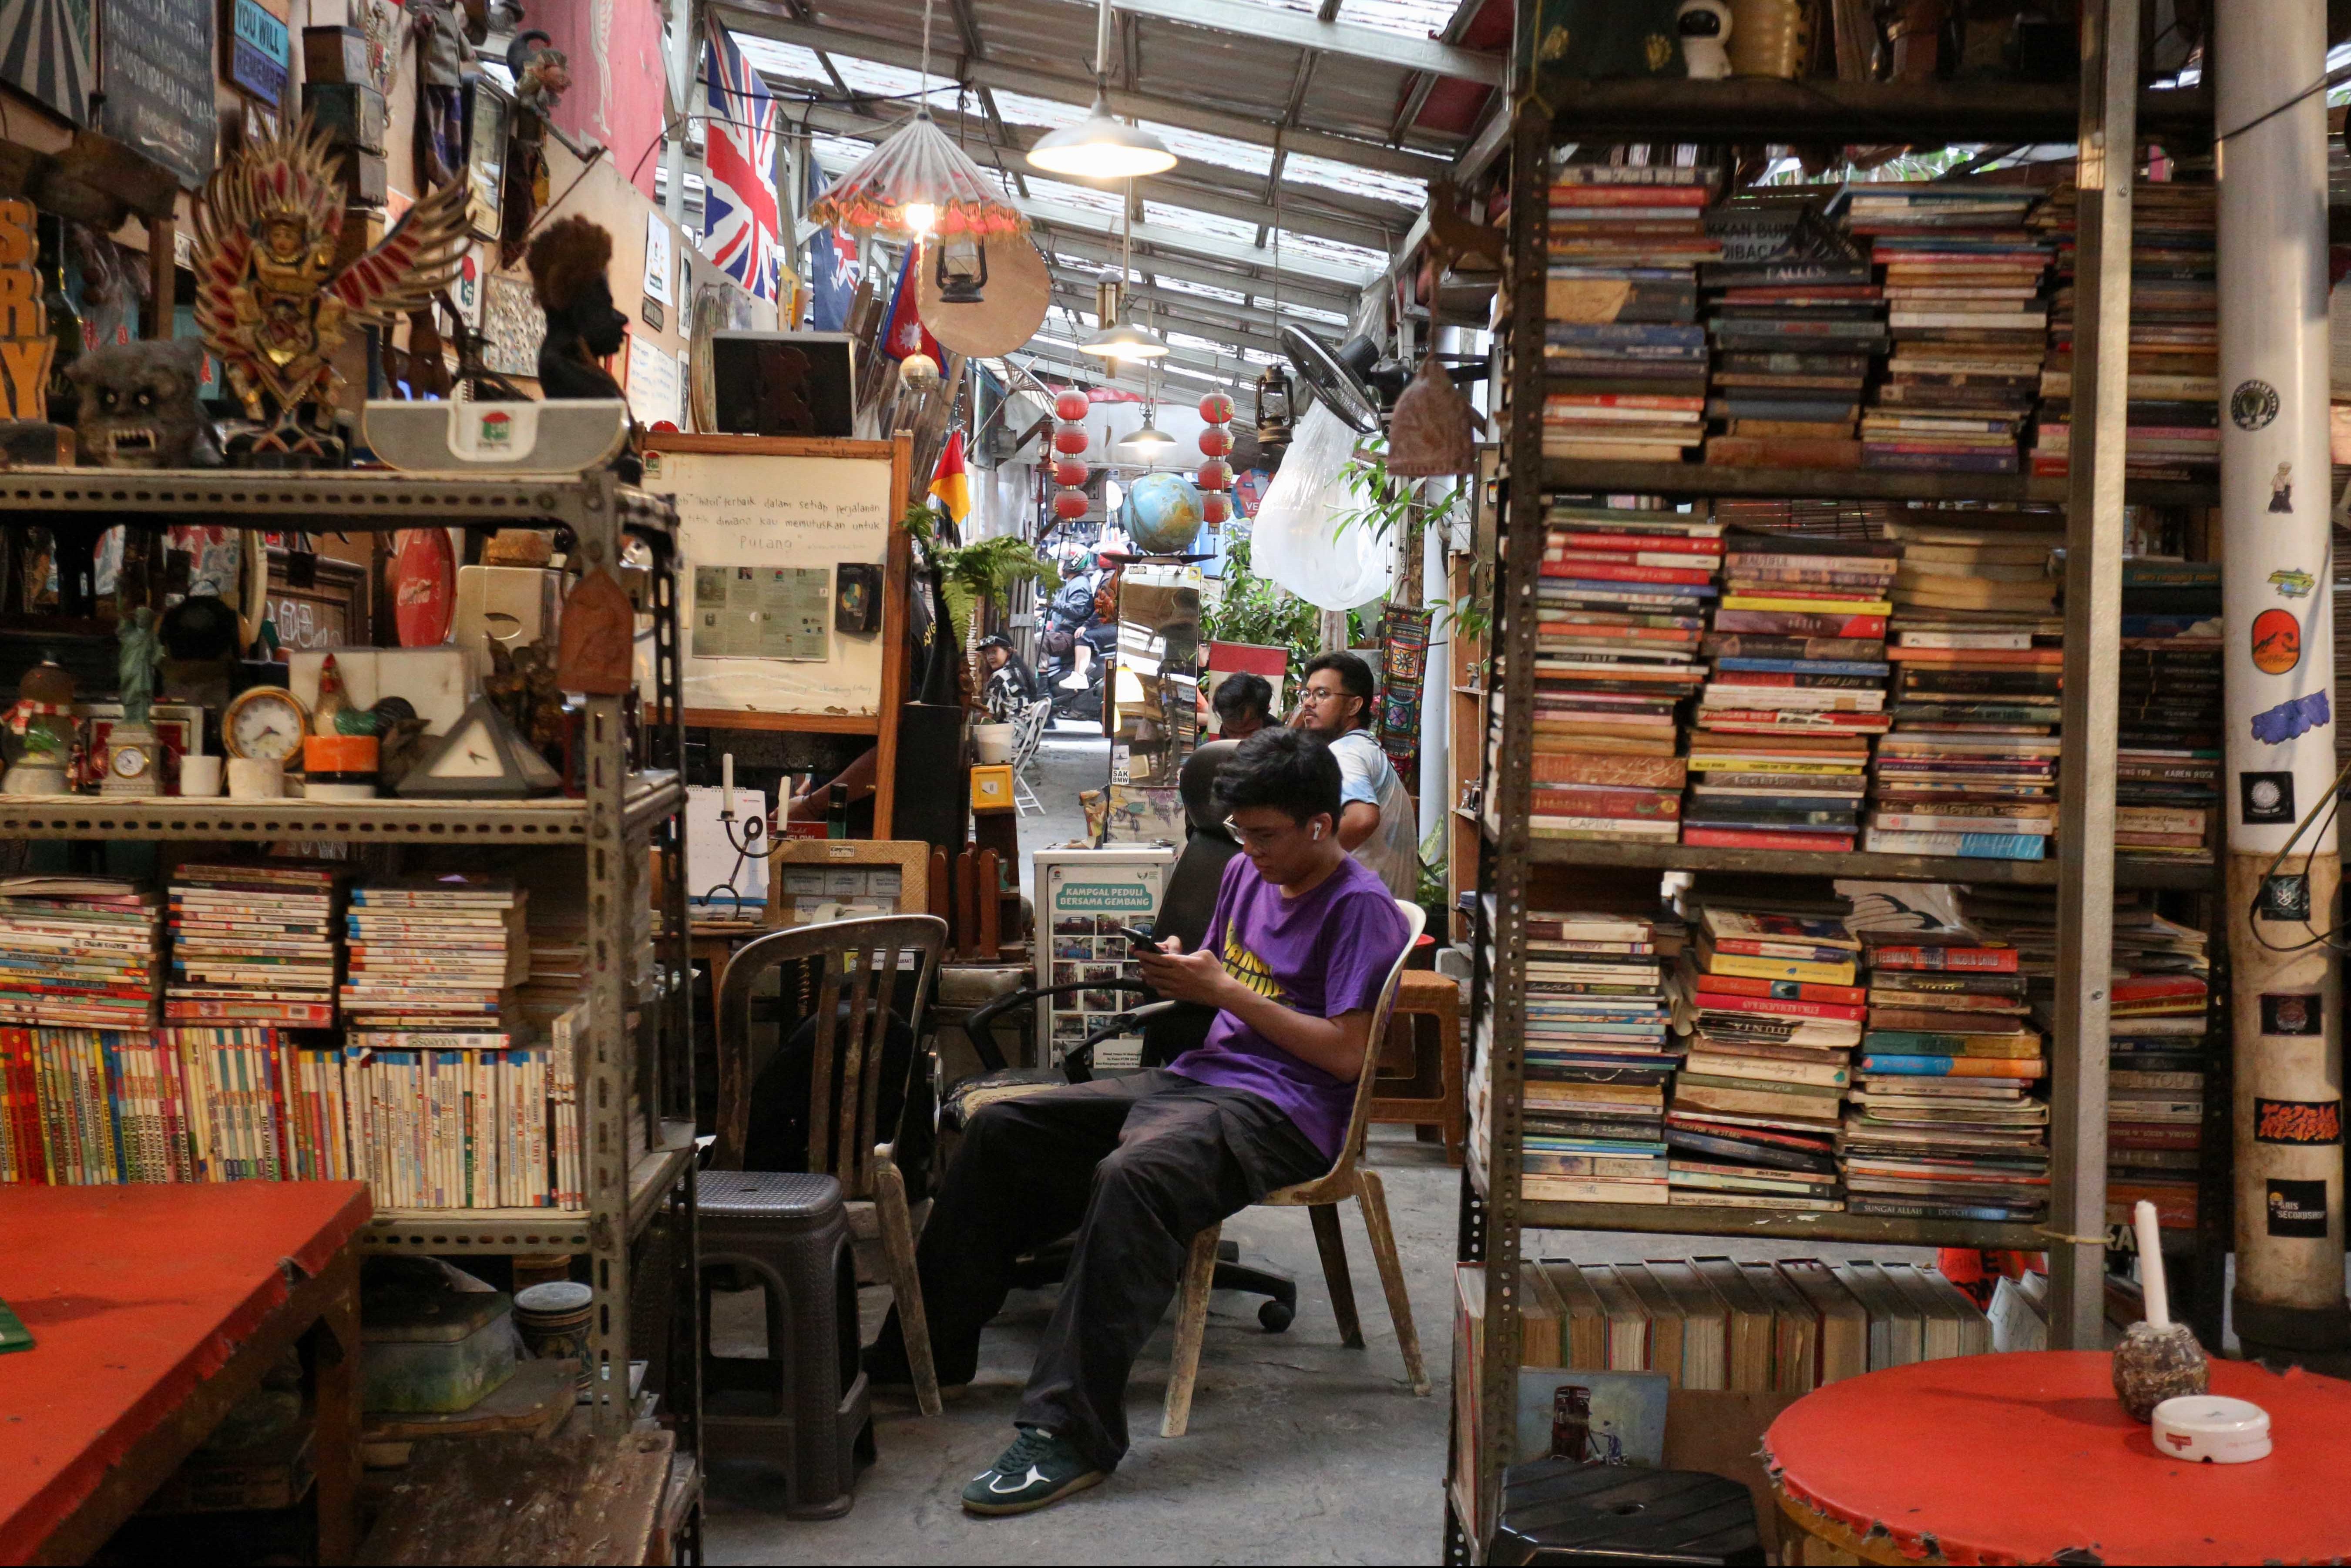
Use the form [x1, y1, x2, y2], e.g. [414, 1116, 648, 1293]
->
[875, 1070, 1327, 1472]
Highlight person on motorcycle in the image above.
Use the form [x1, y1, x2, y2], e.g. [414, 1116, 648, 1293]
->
[1040, 554, 1099, 691]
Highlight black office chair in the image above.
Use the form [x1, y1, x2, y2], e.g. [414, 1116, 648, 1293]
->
[937, 742, 1302, 1330]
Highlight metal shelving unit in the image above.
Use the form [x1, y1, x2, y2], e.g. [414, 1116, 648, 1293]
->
[0, 465, 697, 1446]
[1450, 11, 2183, 1555]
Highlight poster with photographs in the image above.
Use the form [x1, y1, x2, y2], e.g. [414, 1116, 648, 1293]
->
[1034, 848, 1174, 1070]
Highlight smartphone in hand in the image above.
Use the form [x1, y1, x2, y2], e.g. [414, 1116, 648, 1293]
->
[1118, 924, 1161, 953]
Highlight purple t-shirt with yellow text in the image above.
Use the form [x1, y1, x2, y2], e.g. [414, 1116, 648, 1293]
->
[1168, 853, 1411, 1161]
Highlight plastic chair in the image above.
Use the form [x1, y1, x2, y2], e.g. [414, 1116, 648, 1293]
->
[714, 914, 948, 1416]
[1161, 899, 1432, 1437]
[1010, 698, 1054, 815]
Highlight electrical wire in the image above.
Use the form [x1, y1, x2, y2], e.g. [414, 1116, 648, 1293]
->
[2243, 752, 2351, 955]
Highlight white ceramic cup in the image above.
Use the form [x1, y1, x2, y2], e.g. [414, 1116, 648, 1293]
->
[178, 754, 223, 797]
[226, 758, 285, 800]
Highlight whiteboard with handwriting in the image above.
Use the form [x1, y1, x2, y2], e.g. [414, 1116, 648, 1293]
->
[652, 447, 895, 716]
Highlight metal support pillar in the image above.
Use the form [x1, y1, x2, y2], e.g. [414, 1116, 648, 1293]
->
[663, 0, 701, 229]
[2217, 0, 2351, 1359]
[2050, 0, 2136, 1351]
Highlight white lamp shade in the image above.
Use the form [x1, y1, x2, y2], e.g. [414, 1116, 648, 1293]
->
[1122, 423, 1175, 453]
[1026, 95, 1178, 179]
[1079, 318, 1168, 359]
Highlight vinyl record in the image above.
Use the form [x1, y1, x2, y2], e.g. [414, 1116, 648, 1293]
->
[390, 527, 457, 647]
[917, 232, 1051, 359]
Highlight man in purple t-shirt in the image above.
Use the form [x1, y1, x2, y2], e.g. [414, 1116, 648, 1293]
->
[870, 729, 1411, 1516]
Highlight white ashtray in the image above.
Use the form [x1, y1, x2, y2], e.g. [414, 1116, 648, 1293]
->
[2151, 1395, 2273, 1464]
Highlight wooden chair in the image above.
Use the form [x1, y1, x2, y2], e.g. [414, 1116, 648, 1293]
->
[714, 914, 948, 1416]
[1369, 970, 1466, 1166]
[1161, 900, 1431, 1438]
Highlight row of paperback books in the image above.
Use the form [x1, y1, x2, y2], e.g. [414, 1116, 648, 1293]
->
[2118, 559, 2221, 861]
[0, 1012, 588, 1211]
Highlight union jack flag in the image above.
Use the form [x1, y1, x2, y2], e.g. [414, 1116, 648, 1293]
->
[700, 20, 781, 301]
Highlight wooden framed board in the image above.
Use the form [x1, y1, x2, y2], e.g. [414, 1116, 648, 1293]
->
[641, 432, 913, 836]
[761, 838, 931, 930]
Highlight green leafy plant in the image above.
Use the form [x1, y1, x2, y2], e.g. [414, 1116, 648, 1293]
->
[903, 504, 1058, 652]
[1333, 437, 1469, 557]
[1199, 529, 1373, 673]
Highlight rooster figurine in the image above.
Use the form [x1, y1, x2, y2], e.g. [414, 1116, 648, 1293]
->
[193, 115, 470, 460]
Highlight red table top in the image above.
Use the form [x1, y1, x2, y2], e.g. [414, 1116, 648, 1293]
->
[1764, 1350, 2351, 1565]
[0, 1182, 370, 1563]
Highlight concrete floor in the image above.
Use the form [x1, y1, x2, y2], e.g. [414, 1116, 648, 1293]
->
[703, 730, 1938, 1564]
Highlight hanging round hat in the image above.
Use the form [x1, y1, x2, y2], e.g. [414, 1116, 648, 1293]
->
[919, 231, 1052, 358]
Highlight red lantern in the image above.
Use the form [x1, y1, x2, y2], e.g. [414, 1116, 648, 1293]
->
[1052, 457, 1089, 487]
[1202, 491, 1232, 525]
[1198, 426, 1233, 458]
[1199, 392, 1233, 423]
[1052, 423, 1090, 456]
[1052, 487, 1090, 521]
[1196, 458, 1232, 491]
[1055, 389, 1091, 422]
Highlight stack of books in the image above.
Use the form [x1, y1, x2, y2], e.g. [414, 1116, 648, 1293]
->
[2117, 559, 2221, 862]
[1516, 909, 1680, 1205]
[2031, 180, 2219, 478]
[1844, 925, 2050, 1223]
[0, 877, 163, 1031]
[1663, 895, 1858, 1211]
[1701, 262, 1884, 470]
[1688, 530, 1899, 849]
[1542, 165, 1719, 460]
[1516, 503, 1719, 842]
[1846, 183, 2049, 474]
[2106, 910, 2211, 1232]
[166, 861, 343, 1028]
[340, 874, 531, 1048]
[343, 1045, 560, 1210]
[1869, 513, 2066, 860]
[1541, 166, 1719, 461]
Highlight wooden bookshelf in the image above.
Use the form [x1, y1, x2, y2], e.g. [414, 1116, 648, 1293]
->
[1540, 77, 2210, 144]
[1493, 831, 2214, 889]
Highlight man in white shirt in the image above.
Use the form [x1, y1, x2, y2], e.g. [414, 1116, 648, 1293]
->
[1292, 651, 1419, 898]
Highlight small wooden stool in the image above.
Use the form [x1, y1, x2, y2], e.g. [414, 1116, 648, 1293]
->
[1369, 970, 1464, 1165]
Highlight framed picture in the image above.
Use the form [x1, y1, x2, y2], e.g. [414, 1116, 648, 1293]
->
[76, 702, 205, 792]
[762, 838, 931, 930]
[461, 77, 511, 240]
[483, 274, 542, 378]
[266, 546, 369, 651]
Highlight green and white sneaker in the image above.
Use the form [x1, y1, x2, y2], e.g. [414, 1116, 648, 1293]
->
[960, 1426, 1105, 1516]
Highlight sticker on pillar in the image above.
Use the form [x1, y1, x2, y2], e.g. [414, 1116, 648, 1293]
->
[2261, 872, 2312, 921]
[2270, 569, 2317, 600]
[2231, 379, 2280, 430]
[2250, 691, 2331, 745]
[2260, 993, 2324, 1035]
[2265, 1179, 2329, 1239]
[2252, 609, 2302, 674]
[2270, 462, 2294, 514]
[2242, 771, 2298, 823]
[2256, 1099, 2343, 1145]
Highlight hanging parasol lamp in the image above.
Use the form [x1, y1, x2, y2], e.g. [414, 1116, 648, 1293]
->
[1027, 0, 1177, 180]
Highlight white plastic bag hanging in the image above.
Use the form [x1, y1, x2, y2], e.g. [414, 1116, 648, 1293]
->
[1250, 404, 1393, 611]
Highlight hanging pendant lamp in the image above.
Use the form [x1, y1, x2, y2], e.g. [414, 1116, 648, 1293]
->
[1026, 0, 1176, 179]
[1079, 193, 1165, 359]
[807, 2, 1028, 243]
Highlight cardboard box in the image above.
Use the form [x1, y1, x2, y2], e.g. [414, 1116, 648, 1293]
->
[302, 82, 387, 153]
[302, 24, 371, 84]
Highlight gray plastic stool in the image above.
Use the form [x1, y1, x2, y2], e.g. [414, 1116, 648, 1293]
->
[699, 1170, 873, 1518]
[1490, 1458, 1765, 1566]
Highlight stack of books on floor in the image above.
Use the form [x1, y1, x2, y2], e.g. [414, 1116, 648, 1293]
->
[1541, 165, 1719, 461]
[1701, 239, 1882, 470]
[1662, 885, 1855, 1211]
[1515, 502, 1718, 842]
[0, 877, 164, 1030]
[340, 874, 531, 1048]
[2031, 179, 2218, 478]
[2106, 908, 2211, 1230]
[1516, 908, 1679, 1205]
[1847, 183, 2049, 473]
[2117, 558, 2221, 862]
[0, 1026, 352, 1184]
[1688, 529, 1899, 849]
[165, 861, 344, 1028]
[1869, 512, 2066, 860]
[1845, 923, 2049, 1223]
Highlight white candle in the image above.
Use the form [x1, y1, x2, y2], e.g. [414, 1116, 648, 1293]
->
[722, 752, 736, 817]
[2135, 1199, 2171, 1327]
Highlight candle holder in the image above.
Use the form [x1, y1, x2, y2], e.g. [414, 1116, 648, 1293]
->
[699, 804, 769, 918]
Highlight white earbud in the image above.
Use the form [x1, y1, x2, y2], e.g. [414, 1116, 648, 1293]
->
[1310, 823, 1324, 840]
